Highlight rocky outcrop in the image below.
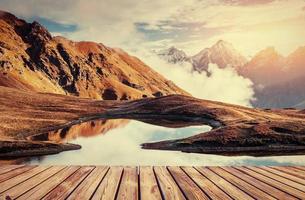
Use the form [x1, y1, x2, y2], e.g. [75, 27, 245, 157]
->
[1, 86, 305, 157]
[0, 10, 187, 100]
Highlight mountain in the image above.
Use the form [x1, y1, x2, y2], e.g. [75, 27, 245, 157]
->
[241, 46, 305, 108]
[191, 40, 248, 72]
[0, 10, 187, 100]
[239, 47, 286, 86]
[157, 40, 247, 72]
[157, 40, 305, 109]
[286, 46, 305, 78]
[157, 46, 189, 64]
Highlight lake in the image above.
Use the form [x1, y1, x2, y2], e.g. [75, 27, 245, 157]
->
[19, 119, 305, 166]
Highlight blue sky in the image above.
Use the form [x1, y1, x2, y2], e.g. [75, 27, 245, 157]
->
[26, 16, 77, 33]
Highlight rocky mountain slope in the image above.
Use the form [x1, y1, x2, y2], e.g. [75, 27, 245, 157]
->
[1, 86, 305, 157]
[0, 10, 187, 100]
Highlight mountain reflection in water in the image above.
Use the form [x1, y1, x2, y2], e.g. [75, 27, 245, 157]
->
[24, 120, 305, 166]
[30, 119, 130, 143]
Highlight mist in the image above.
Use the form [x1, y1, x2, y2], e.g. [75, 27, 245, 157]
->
[135, 51, 255, 107]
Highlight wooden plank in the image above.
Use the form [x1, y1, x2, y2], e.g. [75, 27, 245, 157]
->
[260, 166, 305, 185]
[0, 166, 65, 199]
[0, 165, 35, 183]
[222, 167, 297, 200]
[209, 166, 276, 200]
[154, 166, 185, 200]
[91, 166, 123, 200]
[182, 167, 232, 200]
[0, 165, 303, 200]
[17, 166, 80, 200]
[292, 166, 305, 172]
[196, 167, 254, 200]
[272, 166, 305, 179]
[235, 166, 305, 199]
[0, 166, 48, 193]
[0, 165, 24, 175]
[43, 166, 94, 200]
[67, 166, 108, 200]
[139, 166, 162, 200]
[116, 167, 138, 200]
[168, 166, 209, 200]
[248, 166, 305, 192]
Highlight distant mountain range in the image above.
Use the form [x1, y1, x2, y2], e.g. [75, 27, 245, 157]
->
[157, 40, 247, 71]
[158, 41, 305, 108]
[0, 10, 187, 100]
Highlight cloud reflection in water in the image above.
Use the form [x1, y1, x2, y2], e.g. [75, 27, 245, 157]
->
[29, 120, 305, 166]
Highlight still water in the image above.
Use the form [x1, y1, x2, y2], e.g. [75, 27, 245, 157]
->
[25, 120, 305, 166]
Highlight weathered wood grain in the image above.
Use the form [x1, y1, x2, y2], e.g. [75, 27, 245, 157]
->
[236, 166, 305, 199]
[248, 166, 305, 192]
[271, 166, 305, 179]
[91, 166, 123, 200]
[0, 165, 304, 200]
[168, 166, 209, 200]
[17, 166, 80, 200]
[139, 166, 162, 200]
[182, 167, 233, 200]
[0, 166, 65, 199]
[43, 166, 94, 200]
[209, 166, 276, 200]
[260, 166, 305, 185]
[154, 166, 185, 200]
[67, 166, 108, 200]
[0, 166, 48, 193]
[223, 166, 297, 200]
[0, 165, 35, 183]
[196, 167, 254, 200]
[0, 165, 24, 175]
[116, 167, 138, 200]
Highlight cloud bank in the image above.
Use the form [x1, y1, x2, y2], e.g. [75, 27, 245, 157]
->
[135, 51, 254, 106]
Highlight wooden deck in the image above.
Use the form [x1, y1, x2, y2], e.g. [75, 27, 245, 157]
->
[0, 165, 305, 199]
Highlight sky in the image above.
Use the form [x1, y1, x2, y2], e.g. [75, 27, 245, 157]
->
[0, 0, 304, 106]
[0, 0, 304, 57]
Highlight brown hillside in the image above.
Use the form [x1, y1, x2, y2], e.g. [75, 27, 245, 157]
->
[0, 10, 187, 100]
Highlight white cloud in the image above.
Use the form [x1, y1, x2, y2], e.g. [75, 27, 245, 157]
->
[0, 0, 304, 55]
[0, 0, 196, 48]
[2, 0, 303, 106]
[133, 50, 255, 106]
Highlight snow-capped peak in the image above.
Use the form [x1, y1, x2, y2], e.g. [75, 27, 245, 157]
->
[157, 46, 189, 64]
